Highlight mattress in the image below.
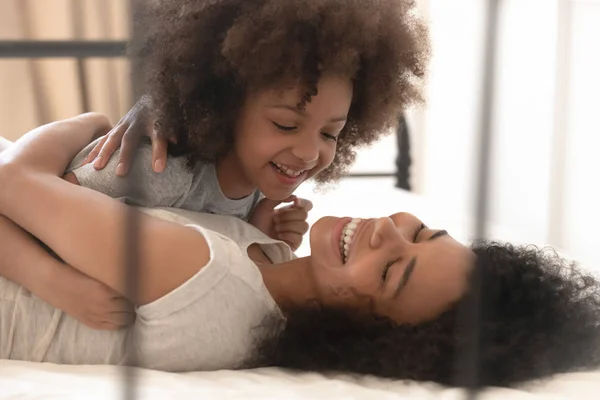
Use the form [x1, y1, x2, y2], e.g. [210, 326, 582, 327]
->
[2, 360, 600, 399]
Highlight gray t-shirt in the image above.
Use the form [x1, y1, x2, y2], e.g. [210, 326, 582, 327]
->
[66, 138, 263, 221]
[0, 210, 290, 371]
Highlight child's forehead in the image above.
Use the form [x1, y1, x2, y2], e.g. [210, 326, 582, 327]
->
[256, 74, 352, 101]
[268, 84, 302, 97]
[251, 85, 303, 104]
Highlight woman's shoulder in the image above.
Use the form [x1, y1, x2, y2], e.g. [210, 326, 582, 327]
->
[172, 210, 295, 264]
[131, 208, 284, 371]
[139, 207, 265, 273]
[139, 207, 288, 299]
[132, 238, 283, 371]
[134, 211, 256, 311]
[143, 208, 271, 244]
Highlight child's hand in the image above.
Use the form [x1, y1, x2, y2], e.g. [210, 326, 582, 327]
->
[82, 97, 170, 176]
[249, 196, 313, 251]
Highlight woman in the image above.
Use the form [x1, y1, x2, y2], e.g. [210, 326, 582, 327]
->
[1, 115, 600, 387]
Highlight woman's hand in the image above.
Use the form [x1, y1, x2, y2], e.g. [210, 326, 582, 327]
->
[83, 96, 170, 176]
[48, 265, 136, 330]
[249, 196, 313, 251]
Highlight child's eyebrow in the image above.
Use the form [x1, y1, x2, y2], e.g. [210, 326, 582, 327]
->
[267, 104, 303, 113]
[267, 105, 347, 122]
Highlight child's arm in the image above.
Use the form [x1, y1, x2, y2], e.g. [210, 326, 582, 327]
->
[0, 115, 211, 305]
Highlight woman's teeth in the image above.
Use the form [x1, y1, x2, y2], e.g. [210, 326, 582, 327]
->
[340, 218, 362, 263]
[272, 162, 305, 177]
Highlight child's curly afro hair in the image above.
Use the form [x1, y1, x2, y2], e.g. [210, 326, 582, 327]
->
[130, 0, 430, 183]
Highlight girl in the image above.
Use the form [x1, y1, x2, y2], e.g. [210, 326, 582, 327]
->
[72, 0, 430, 250]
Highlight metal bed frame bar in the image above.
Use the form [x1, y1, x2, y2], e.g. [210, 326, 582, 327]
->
[0, 40, 396, 180]
[0, 40, 127, 59]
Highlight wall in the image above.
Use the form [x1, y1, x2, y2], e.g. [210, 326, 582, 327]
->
[562, 0, 600, 267]
[350, 0, 600, 267]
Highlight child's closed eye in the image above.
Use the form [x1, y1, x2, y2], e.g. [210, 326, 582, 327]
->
[272, 122, 296, 132]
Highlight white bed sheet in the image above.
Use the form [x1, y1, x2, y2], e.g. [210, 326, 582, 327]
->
[2, 178, 599, 399]
[2, 360, 600, 400]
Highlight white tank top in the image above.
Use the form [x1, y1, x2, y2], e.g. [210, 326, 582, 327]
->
[0, 208, 290, 372]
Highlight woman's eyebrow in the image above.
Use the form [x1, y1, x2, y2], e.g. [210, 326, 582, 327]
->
[391, 230, 449, 299]
[393, 257, 417, 299]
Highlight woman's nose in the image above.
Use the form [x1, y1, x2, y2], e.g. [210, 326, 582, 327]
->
[369, 217, 403, 248]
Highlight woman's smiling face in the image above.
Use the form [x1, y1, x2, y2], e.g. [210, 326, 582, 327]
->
[307, 212, 476, 323]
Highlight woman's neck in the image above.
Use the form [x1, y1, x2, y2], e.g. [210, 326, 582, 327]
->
[257, 256, 321, 311]
[215, 152, 256, 199]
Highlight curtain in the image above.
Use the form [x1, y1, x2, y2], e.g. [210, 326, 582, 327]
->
[0, 0, 132, 141]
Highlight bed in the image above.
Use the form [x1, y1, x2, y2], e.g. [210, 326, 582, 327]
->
[2, 179, 599, 399]
[3, 360, 600, 400]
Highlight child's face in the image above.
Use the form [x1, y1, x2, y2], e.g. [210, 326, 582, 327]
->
[230, 75, 353, 200]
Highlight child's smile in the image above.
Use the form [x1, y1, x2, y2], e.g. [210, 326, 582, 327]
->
[222, 75, 353, 201]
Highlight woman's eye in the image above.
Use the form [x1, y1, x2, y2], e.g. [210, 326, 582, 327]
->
[272, 122, 296, 131]
[382, 260, 394, 282]
[412, 223, 425, 242]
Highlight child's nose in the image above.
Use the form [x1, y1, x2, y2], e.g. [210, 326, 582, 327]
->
[291, 132, 320, 164]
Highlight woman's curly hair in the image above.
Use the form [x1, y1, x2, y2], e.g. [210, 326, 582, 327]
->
[252, 242, 600, 387]
[129, 0, 430, 182]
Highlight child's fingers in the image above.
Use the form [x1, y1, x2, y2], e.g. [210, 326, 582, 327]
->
[82, 134, 109, 166]
[293, 198, 313, 211]
[274, 196, 310, 211]
[275, 220, 310, 235]
[150, 129, 169, 173]
[274, 207, 308, 223]
[93, 124, 128, 170]
[277, 232, 303, 251]
[151, 140, 168, 173]
[282, 194, 297, 203]
[255, 198, 285, 213]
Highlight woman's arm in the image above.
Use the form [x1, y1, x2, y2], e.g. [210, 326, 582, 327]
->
[0, 113, 111, 176]
[0, 136, 133, 329]
[0, 116, 210, 305]
[0, 207, 61, 297]
[0, 215, 134, 329]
